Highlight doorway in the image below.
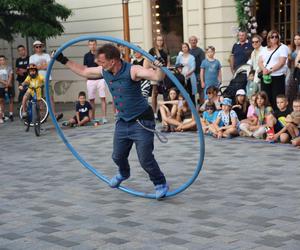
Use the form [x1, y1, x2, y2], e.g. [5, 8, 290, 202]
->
[151, 0, 183, 62]
[255, 0, 299, 45]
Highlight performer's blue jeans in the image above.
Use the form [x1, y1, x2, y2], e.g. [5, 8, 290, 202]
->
[112, 119, 166, 186]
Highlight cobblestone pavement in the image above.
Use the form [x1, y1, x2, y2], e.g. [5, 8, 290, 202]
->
[0, 105, 300, 250]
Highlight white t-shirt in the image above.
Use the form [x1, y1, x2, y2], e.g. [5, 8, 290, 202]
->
[248, 46, 264, 71]
[0, 66, 13, 88]
[29, 53, 52, 80]
[260, 45, 288, 76]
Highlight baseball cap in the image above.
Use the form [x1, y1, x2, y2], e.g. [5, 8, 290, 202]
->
[33, 40, 43, 46]
[236, 89, 246, 96]
[220, 98, 232, 106]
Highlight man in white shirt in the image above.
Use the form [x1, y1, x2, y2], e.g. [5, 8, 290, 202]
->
[30, 40, 63, 121]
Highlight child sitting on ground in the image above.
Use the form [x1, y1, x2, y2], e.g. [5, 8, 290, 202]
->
[19, 64, 44, 118]
[175, 101, 219, 132]
[285, 99, 300, 146]
[158, 88, 179, 132]
[246, 93, 257, 119]
[159, 94, 192, 132]
[239, 91, 273, 139]
[265, 95, 291, 143]
[239, 93, 257, 137]
[210, 98, 239, 139]
[246, 70, 259, 99]
[199, 86, 221, 112]
[64, 91, 92, 127]
[232, 89, 249, 121]
[201, 101, 219, 134]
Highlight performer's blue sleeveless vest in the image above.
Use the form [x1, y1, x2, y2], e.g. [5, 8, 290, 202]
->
[102, 61, 149, 121]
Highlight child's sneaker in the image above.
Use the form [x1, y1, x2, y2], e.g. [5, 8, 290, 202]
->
[0, 118, 3, 124]
[109, 174, 129, 188]
[155, 183, 169, 200]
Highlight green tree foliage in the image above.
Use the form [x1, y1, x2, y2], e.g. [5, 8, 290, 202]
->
[235, 0, 250, 31]
[0, 0, 72, 42]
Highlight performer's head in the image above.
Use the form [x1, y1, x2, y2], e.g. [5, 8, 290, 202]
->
[96, 44, 121, 71]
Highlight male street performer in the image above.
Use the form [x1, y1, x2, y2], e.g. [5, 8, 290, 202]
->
[55, 44, 169, 199]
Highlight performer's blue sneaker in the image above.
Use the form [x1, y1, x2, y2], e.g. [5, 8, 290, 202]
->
[109, 174, 128, 188]
[155, 183, 169, 200]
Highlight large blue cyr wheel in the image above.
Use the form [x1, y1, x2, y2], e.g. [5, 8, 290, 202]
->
[45, 35, 205, 199]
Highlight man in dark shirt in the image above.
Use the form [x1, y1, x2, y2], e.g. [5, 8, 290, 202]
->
[230, 31, 253, 74]
[83, 40, 107, 122]
[15, 45, 29, 102]
[189, 35, 205, 104]
[55, 44, 169, 199]
[188, 36, 205, 80]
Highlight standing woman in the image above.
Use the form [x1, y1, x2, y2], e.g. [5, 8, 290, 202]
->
[286, 34, 300, 105]
[145, 35, 170, 119]
[258, 30, 288, 110]
[248, 35, 264, 89]
[175, 42, 197, 106]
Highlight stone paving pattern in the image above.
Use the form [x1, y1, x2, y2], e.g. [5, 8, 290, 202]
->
[0, 104, 300, 249]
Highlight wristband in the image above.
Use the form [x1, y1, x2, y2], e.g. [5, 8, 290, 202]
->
[56, 53, 69, 65]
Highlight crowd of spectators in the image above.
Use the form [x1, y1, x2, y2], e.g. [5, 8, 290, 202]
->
[1, 30, 300, 148]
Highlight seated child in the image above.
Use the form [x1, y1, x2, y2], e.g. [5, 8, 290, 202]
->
[210, 98, 239, 139]
[64, 91, 92, 127]
[19, 64, 44, 118]
[285, 99, 300, 145]
[201, 101, 219, 134]
[199, 86, 221, 112]
[158, 88, 179, 132]
[239, 91, 273, 139]
[232, 89, 249, 121]
[265, 95, 291, 143]
[159, 94, 191, 132]
[246, 70, 259, 99]
[239, 93, 257, 137]
[175, 101, 218, 132]
[246, 93, 257, 119]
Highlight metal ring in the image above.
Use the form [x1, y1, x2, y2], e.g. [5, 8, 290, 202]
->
[45, 35, 205, 199]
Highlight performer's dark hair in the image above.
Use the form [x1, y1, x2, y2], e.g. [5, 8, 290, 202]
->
[97, 44, 120, 60]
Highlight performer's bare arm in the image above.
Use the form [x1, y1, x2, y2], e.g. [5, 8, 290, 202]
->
[65, 60, 102, 79]
[131, 63, 165, 82]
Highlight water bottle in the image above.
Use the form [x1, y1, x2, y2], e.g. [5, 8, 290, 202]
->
[4, 91, 10, 104]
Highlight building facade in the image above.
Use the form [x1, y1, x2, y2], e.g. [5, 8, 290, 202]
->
[0, 0, 299, 102]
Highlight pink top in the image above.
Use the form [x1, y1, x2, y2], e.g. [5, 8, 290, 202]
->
[247, 104, 255, 118]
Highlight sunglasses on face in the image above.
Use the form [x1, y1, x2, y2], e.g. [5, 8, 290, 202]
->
[252, 40, 260, 44]
[207, 92, 213, 95]
[35, 45, 42, 48]
[270, 35, 279, 39]
[206, 107, 214, 110]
